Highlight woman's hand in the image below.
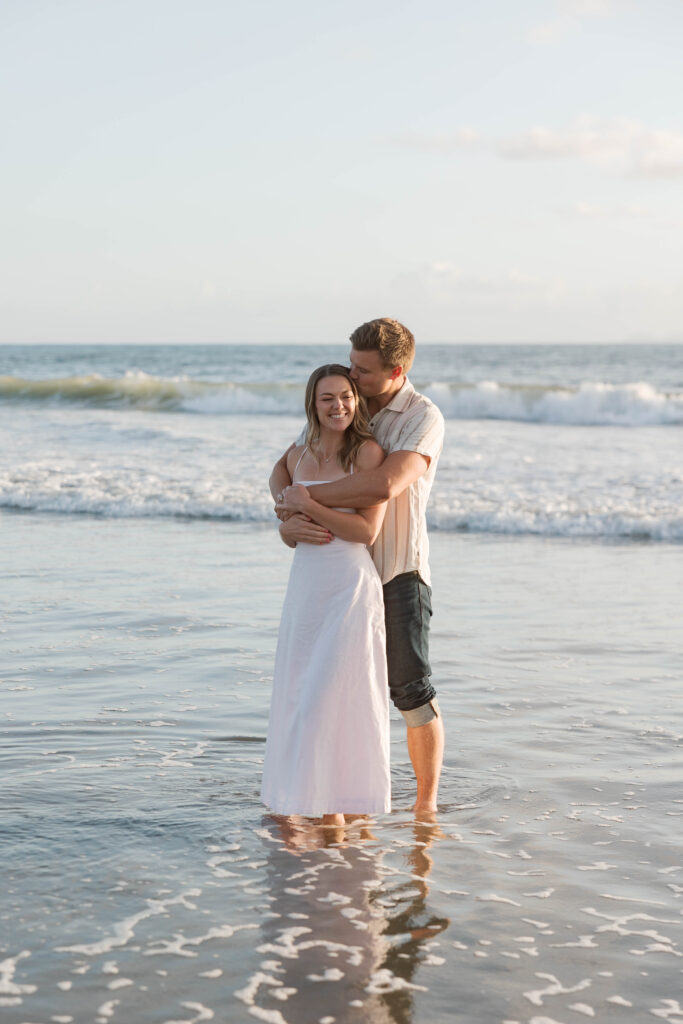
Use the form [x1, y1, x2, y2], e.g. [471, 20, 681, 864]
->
[276, 483, 312, 516]
[280, 514, 333, 547]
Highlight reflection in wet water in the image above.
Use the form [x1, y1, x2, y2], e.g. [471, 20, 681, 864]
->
[237, 816, 450, 1024]
[3, 516, 683, 1023]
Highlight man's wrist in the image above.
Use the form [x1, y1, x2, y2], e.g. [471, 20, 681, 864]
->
[300, 496, 316, 516]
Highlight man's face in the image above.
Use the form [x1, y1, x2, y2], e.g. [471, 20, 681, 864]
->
[348, 348, 400, 400]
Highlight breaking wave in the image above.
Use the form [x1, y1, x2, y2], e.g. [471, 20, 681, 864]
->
[2, 373, 682, 425]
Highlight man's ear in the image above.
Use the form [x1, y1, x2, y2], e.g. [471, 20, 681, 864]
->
[390, 365, 403, 380]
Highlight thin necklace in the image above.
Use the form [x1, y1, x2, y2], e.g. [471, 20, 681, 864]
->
[314, 443, 339, 463]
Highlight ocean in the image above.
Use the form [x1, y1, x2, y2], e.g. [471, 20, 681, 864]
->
[2, 342, 682, 1023]
[1, 342, 683, 538]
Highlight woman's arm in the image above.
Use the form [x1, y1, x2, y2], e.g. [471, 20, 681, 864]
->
[279, 513, 333, 547]
[272, 446, 333, 546]
[288, 441, 387, 545]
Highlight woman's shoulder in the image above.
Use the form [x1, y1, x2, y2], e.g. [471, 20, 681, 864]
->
[286, 444, 308, 473]
[354, 438, 385, 470]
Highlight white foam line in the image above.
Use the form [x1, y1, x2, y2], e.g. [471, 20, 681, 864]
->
[256, 927, 364, 967]
[287, 860, 351, 883]
[550, 935, 598, 949]
[146, 923, 259, 958]
[477, 893, 522, 907]
[0, 951, 38, 997]
[234, 972, 296, 1020]
[316, 892, 352, 906]
[246, 1007, 288, 1024]
[524, 972, 592, 1007]
[164, 1003, 215, 1024]
[56, 891, 201, 955]
[522, 919, 551, 931]
[651, 999, 683, 1020]
[598, 893, 669, 905]
[365, 969, 427, 994]
[581, 908, 681, 950]
[631, 943, 682, 958]
[97, 999, 119, 1020]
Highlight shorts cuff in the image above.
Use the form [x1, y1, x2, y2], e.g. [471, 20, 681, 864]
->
[401, 699, 440, 728]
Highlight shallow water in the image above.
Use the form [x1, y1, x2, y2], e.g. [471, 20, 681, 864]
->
[2, 514, 682, 1023]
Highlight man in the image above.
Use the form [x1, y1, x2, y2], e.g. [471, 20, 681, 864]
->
[270, 317, 445, 816]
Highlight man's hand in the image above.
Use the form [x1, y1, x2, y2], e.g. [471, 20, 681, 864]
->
[276, 483, 311, 517]
[280, 513, 333, 546]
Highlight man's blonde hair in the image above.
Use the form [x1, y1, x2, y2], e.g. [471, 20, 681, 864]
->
[349, 317, 415, 372]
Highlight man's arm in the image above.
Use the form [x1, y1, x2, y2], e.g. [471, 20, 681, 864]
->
[269, 443, 295, 501]
[282, 440, 387, 544]
[278, 450, 429, 513]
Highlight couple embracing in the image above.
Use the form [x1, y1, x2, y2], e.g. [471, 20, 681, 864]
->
[261, 317, 445, 825]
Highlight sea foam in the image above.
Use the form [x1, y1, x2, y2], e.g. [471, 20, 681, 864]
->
[3, 373, 682, 425]
[422, 380, 683, 426]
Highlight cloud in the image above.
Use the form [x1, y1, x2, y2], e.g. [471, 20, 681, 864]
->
[395, 263, 567, 306]
[391, 118, 683, 178]
[499, 118, 683, 176]
[387, 127, 481, 155]
[565, 201, 650, 219]
[527, 0, 615, 45]
[559, 200, 683, 230]
[385, 263, 683, 343]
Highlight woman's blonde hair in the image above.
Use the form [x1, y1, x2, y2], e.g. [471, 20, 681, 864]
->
[304, 364, 374, 473]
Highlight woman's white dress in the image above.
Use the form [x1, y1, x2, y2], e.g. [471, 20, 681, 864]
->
[261, 480, 390, 816]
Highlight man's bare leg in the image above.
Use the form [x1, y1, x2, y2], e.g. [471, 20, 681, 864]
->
[407, 715, 444, 816]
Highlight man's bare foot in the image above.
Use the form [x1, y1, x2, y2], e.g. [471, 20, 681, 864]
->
[412, 804, 438, 824]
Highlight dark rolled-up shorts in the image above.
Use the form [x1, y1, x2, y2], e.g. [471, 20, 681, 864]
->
[382, 570, 439, 725]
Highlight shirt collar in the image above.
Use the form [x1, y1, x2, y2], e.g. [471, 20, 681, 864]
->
[381, 376, 414, 414]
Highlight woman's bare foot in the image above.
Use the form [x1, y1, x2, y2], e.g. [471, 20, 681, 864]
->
[321, 813, 345, 827]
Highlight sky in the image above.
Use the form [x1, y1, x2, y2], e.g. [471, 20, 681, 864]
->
[2, 0, 683, 344]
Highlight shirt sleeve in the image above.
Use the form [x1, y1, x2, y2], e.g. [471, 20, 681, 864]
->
[388, 401, 445, 460]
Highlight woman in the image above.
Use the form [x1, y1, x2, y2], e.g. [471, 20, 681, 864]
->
[261, 364, 390, 827]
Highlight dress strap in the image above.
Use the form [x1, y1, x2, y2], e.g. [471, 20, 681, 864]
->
[292, 445, 309, 479]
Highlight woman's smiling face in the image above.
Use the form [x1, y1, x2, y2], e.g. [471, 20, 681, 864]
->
[314, 375, 357, 432]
